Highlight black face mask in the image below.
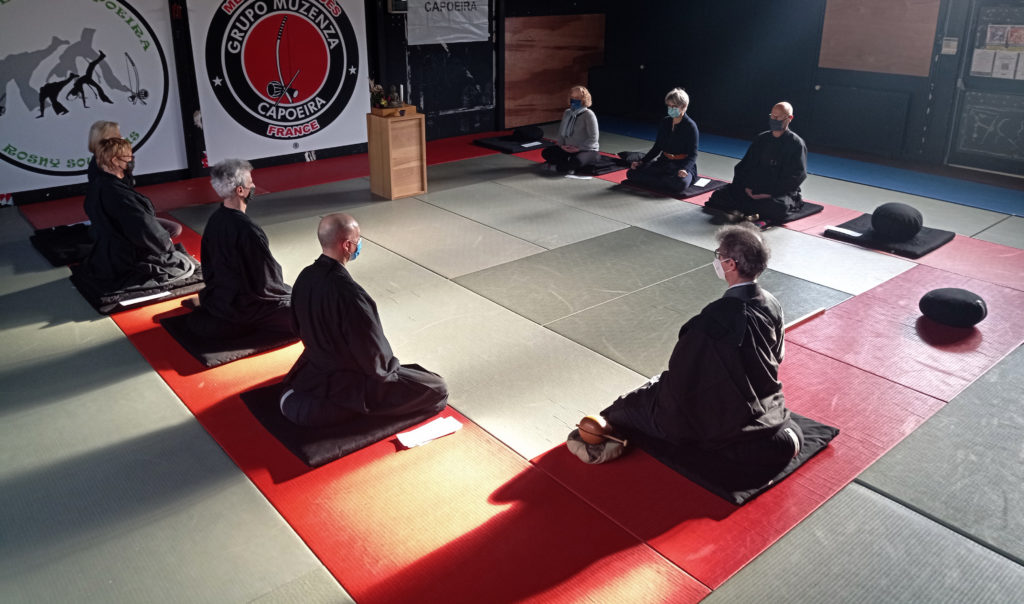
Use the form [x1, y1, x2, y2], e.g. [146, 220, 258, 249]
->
[245, 186, 255, 203]
[122, 158, 136, 186]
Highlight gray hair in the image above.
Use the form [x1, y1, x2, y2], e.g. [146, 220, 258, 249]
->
[88, 120, 120, 154]
[665, 88, 689, 108]
[210, 158, 253, 199]
[716, 223, 770, 279]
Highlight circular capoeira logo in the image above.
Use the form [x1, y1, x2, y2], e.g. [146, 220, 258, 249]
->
[0, 0, 169, 176]
[205, 0, 359, 139]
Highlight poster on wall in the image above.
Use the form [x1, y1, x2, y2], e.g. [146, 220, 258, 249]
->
[407, 1, 489, 46]
[189, 0, 369, 164]
[0, 0, 188, 198]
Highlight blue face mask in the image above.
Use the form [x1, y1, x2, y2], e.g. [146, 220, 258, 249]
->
[570, 99, 582, 110]
[769, 117, 787, 132]
[350, 238, 362, 261]
[667, 106, 682, 118]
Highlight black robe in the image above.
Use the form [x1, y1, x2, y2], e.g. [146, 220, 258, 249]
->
[81, 171, 195, 292]
[626, 115, 699, 193]
[285, 255, 450, 418]
[198, 204, 290, 325]
[705, 129, 807, 223]
[603, 283, 789, 450]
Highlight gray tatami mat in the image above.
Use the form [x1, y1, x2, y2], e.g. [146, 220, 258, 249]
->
[419, 181, 627, 249]
[974, 215, 1024, 250]
[706, 483, 1024, 603]
[455, 227, 710, 325]
[858, 345, 1024, 564]
[548, 266, 850, 378]
[426, 153, 536, 193]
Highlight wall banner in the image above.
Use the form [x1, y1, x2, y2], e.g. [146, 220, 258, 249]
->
[190, 0, 369, 164]
[0, 0, 188, 196]
[407, 1, 489, 46]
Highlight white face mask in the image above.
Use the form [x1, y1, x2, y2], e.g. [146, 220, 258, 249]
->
[713, 258, 726, 280]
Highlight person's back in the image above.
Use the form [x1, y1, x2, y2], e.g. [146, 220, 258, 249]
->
[199, 204, 290, 327]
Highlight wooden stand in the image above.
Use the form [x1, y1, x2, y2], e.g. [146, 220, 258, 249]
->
[367, 106, 427, 200]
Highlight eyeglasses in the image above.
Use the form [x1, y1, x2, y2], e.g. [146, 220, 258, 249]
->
[117, 155, 133, 162]
[714, 249, 732, 261]
[769, 114, 791, 121]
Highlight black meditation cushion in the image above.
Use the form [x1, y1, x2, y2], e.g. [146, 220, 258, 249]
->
[919, 288, 988, 328]
[512, 125, 544, 142]
[871, 202, 923, 242]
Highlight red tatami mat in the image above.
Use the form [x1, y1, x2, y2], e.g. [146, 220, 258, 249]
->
[104, 230, 708, 601]
[426, 131, 503, 164]
[916, 234, 1024, 292]
[531, 341, 943, 589]
[788, 264, 1024, 401]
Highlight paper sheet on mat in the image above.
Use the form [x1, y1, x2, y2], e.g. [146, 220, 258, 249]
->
[397, 416, 462, 448]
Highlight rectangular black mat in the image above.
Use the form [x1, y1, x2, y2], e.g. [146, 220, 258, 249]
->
[70, 264, 205, 315]
[575, 155, 628, 176]
[160, 312, 299, 368]
[474, 136, 555, 154]
[634, 413, 839, 505]
[30, 223, 92, 266]
[241, 382, 445, 467]
[702, 200, 824, 225]
[619, 177, 730, 200]
[823, 213, 955, 259]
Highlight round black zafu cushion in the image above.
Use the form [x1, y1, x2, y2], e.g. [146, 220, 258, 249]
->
[871, 202, 923, 242]
[919, 288, 988, 328]
[512, 126, 544, 142]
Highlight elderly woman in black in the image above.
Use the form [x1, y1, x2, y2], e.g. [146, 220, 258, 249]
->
[81, 137, 195, 293]
[624, 88, 699, 194]
[541, 85, 600, 174]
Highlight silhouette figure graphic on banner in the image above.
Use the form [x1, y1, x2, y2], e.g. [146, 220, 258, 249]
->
[37, 72, 78, 117]
[0, 36, 69, 113]
[67, 51, 114, 109]
[47, 29, 129, 96]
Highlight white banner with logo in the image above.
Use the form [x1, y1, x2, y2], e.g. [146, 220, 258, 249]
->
[0, 0, 188, 197]
[189, 0, 369, 164]
[407, 1, 489, 46]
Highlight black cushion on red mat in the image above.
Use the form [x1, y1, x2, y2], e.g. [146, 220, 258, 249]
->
[823, 213, 954, 259]
[624, 413, 839, 505]
[160, 312, 299, 367]
[871, 202, 923, 242]
[623, 177, 732, 200]
[241, 382, 445, 467]
[474, 136, 555, 154]
[69, 262, 204, 315]
[919, 288, 988, 328]
[30, 223, 93, 266]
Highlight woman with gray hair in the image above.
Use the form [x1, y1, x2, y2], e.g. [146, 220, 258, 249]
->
[541, 85, 601, 175]
[624, 87, 699, 194]
[188, 158, 294, 339]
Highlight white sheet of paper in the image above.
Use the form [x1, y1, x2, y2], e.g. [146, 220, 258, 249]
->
[397, 416, 462, 448]
[118, 291, 172, 306]
[970, 49, 996, 76]
[694, 177, 711, 187]
[992, 51, 1020, 79]
[825, 226, 862, 238]
[520, 141, 542, 148]
[564, 174, 593, 180]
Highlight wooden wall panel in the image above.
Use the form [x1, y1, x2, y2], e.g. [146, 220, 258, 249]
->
[818, 0, 941, 77]
[504, 15, 606, 128]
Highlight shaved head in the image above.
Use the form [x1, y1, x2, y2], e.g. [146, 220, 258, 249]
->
[773, 101, 793, 117]
[318, 213, 360, 250]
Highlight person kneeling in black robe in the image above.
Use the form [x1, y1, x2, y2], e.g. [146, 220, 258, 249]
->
[186, 159, 293, 338]
[279, 213, 449, 427]
[582, 223, 802, 488]
[705, 101, 807, 225]
[81, 138, 195, 293]
[623, 87, 699, 195]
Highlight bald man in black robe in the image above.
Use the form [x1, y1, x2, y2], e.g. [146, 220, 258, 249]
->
[705, 101, 807, 225]
[187, 159, 292, 338]
[279, 213, 448, 427]
[587, 224, 801, 487]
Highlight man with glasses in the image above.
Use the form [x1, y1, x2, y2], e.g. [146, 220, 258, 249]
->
[186, 159, 293, 338]
[279, 213, 449, 427]
[583, 224, 802, 487]
[705, 101, 807, 226]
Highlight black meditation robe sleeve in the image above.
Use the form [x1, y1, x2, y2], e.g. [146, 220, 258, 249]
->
[641, 115, 699, 176]
[82, 172, 194, 291]
[285, 255, 401, 413]
[732, 130, 807, 197]
[653, 284, 790, 449]
[199, 205, 291, 325]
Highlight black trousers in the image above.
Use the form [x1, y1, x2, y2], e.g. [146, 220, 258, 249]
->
[280, 364, 449, 427]
[705, 184, 803, 224]
[624, 157, 695, 194]
[185, 304, 294, 339]
[541, 146, 601, 173]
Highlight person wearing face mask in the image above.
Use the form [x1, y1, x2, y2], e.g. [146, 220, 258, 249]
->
[80, 137, 196, 293]
[278, 213, 449, 427]
[579, 223, 801, 485]
[541, 85, 600, 175]
[706, 101, 807, 226]
[185, 159, 293, 338]
[623, 88, 699, 195]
